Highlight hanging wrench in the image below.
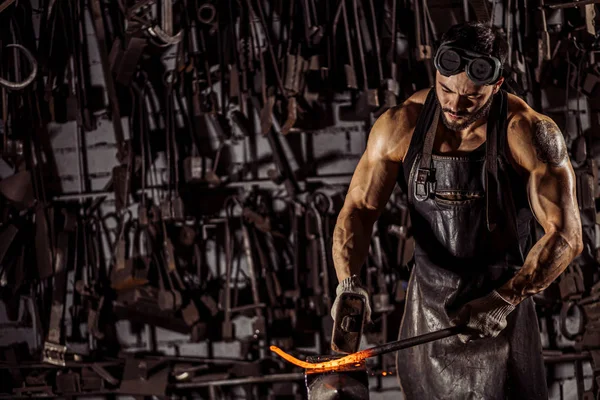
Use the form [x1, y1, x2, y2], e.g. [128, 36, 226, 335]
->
[130, 0, 183, 46]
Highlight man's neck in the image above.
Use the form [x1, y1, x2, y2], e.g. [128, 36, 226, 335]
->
[442, 115, 488, 140]
[434, 117, 489, 155]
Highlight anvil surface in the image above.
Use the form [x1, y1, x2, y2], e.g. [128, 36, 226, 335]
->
[305, 354, 369, 400]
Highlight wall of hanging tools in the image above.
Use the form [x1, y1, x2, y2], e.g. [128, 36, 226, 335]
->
[0, 0, 598, 399]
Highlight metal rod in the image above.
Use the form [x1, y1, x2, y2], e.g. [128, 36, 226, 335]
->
[144, 355, 251, 364]
[0, 360, 122, 369]
[230, 303, 267, 313]
[546, 0, 600, 9]
[174, 372, 305, 388]
[575, 359, 585, 399]
[0, 0, 16, 14]
[354, 326, 463, 359]
[51, 175, 355, 202]
[0, 390, 118, 399]
[543, 352, 592, 364]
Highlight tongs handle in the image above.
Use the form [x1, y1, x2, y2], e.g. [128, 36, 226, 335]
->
[362, 325, 465, 358]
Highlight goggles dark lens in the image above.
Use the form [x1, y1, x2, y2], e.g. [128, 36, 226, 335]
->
[438, 49, 462, 75]
[468, 58, 494, 83]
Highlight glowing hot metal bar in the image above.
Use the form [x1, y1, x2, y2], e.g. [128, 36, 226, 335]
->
[271, 326, 463, 370]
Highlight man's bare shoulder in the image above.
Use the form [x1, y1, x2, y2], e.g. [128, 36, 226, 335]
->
[505, 93, 568, 171]
[368, 89, 429, 163]
[408, 88, 431, 104]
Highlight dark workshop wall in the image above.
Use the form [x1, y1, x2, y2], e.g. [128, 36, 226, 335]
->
[0, 0, 598, 399]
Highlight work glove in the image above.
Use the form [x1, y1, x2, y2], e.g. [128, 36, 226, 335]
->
[451, 290, 515, 343]
[331, 275, 372, 324]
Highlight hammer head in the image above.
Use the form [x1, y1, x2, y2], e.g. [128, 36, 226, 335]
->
[331, 293, 366, 354]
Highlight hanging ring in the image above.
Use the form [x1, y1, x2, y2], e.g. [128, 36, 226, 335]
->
[0, 44, 38, 91]
[197, 3, 216, 25]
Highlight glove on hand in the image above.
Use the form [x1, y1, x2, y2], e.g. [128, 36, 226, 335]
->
[452, 290, 515, 343]
[331, 275, 372, 324]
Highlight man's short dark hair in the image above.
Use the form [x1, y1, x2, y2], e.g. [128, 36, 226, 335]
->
[440, 22, 508, 66]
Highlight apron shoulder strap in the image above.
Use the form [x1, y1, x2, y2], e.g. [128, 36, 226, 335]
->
[414, 105, 440, 202]
[485, 90, 507, 231]
[401, 89, 439, 194]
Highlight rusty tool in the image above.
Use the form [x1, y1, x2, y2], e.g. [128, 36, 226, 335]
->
[271, 325, 465, 370]
[546, 0, 600, 8]
[0, 0, 16, 14]
[0, 44, 38, 90]
[331, 292, 366, 354]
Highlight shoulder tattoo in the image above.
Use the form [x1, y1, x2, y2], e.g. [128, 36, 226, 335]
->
[532, 120, 567, 167]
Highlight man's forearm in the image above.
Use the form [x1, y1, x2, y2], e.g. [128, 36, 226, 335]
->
[332, 207, 378, 282]
[497, 230, 583, 305]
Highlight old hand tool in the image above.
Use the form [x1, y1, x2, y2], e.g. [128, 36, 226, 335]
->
[0, 44, 37, 90]
[271, 325, 465, 370]
[331, 292, 367, 354]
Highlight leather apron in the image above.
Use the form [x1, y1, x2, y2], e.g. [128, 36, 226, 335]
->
[395, 89, 548, 399]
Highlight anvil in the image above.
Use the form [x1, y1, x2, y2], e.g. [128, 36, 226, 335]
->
[305, 355, 369, 400]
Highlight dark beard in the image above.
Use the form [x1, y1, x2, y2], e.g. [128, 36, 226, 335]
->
[438, 93, 495, 132]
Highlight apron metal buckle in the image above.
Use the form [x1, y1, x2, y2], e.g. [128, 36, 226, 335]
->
[415, 168, 436, 201]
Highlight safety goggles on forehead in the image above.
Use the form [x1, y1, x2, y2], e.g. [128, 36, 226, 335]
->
[434, 44, 503, 86]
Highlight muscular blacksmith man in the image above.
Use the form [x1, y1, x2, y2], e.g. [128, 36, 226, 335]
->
[331, 22, 583, 399]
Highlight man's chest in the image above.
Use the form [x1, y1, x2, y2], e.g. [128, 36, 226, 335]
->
[432, 128, 488, 156]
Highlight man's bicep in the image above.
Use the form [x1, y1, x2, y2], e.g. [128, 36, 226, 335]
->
[527, 164, 579, 233]
[530, 119, 569, 167]
[345, 154, 400, 214]
[343, 107, 408, 213]
[523, 117, 580, 233]
[508, 116, 568, 172]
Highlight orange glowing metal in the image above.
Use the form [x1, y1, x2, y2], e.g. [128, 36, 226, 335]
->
[269, 346, 373, 370]
[270, 326, 464, 370]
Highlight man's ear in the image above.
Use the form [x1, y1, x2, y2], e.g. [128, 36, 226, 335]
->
[492, 77, 504, 94]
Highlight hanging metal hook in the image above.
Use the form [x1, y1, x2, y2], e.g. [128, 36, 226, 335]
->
[0, 44, 38, 91]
